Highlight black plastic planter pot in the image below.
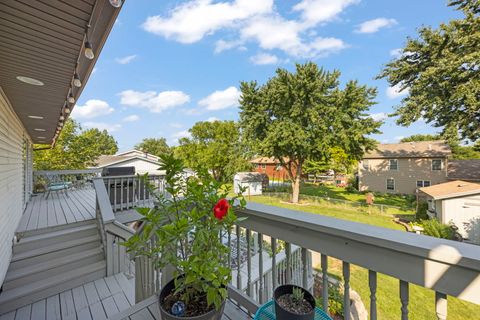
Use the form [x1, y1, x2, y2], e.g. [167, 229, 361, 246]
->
[158, 277, 226, 320]
[274, 284, 316, 320]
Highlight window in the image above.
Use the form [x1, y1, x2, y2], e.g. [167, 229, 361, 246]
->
[386, 178, 395, 191]
[362, 160, 369, 170]
[417, 180, 431, 188]
[261, 164, 266, 169]
[389, 159, 398, 171]
[432, 159, 442, 171]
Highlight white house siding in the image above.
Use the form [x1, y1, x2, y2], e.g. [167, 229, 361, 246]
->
[359, 158, 449, 194]
[442, 195, 480, 244]
[106, 158, 163, 175]
[0, 88, 32, 285]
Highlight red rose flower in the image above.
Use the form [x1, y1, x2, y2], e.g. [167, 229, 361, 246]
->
[213, 198, 230, 220]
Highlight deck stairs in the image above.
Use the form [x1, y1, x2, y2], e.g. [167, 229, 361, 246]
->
[0, 219, 106, 314]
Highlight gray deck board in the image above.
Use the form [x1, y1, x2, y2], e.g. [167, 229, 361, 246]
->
[104, 276, 122, 295]
[1, 274, 136, 320]
[17, 189, 96, 234]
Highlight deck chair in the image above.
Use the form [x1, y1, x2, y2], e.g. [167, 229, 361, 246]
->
[45, 174, 72, 199]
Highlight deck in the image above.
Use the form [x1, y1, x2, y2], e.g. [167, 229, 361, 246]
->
[16, 189, 96, 234]
[0, 273, 135, 320]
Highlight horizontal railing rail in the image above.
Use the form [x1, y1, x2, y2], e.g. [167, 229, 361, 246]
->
[33, 169, 102, 192]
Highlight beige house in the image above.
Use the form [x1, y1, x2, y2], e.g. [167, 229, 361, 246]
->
[420, 180, 480, 244]
[359, 141, 451, 194]
[93, 150, 165, 175]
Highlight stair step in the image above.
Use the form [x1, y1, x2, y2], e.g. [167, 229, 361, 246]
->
[11, 235, 101, 264]
[13, 224, 99, 254]
[0, 261, 106, 315]
[15, 219, 96, 239]
[3, 247, 104, 290]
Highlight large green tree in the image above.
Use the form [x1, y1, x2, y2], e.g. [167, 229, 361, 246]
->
[34, 119, 118, 170]
[174, 121, 251, 182]
[379, 0, 480, 141]
[135, 138, 170, 157]
[239, 62, 381, 203]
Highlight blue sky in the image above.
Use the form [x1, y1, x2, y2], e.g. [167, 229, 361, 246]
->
[73, 0, 460, 151]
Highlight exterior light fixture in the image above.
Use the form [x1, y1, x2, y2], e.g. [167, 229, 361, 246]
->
[16, 76, 44, 86]
[73, 72, 82, 87]
[109, 0, 122, 8]
[84, 41, 95, 60]
[59, 115, 65, 121]
[68, 92, 75, 104]
[64, 106, 71, 114]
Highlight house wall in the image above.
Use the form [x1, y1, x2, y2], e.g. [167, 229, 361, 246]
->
[0, 88, 32, 285]
[253, 163, 289, 180]
[442, 195, 480, 244]
[358, 158, 448, 194]
[106, 158, 163, 175]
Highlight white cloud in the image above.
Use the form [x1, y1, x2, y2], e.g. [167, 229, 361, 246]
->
[389, 48, 402, 58]
[207, 117, 220, 122]
[119, 90, 190, 113]
[386, 84, 409, 99]
[115, 55, 137, 64]
[250, 53, 279, 65]
[142, 0, 273, 43]
[142, 0, 354, 59]
[83, 122, 121, 132]
[122, 115, 140, 122]
[293, 0, 359, 26]
[72, 99, 114, 119]
[199, 87, 240, 111]
[369, 112, 389, 122]
[394, 135, 405, 142]
[170, 130, 192, 144]
[355, 18, 397, 34]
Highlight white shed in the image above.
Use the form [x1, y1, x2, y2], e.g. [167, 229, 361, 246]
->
[234, 172, 264, 196]
[420, 180, 480, 244]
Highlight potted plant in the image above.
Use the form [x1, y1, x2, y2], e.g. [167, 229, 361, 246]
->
[274, 284, 316, 320]
[124, 154, 246, 319]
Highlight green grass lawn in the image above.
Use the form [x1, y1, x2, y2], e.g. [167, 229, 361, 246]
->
[248, 195, 480, 320]
[299, 183, 416, 209]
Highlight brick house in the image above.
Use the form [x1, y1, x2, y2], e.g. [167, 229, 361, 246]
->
[250, 157, 292, 181]
[358, 141, 451, 194]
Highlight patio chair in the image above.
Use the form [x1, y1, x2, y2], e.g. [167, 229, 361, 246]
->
[44, 174, 72, 199]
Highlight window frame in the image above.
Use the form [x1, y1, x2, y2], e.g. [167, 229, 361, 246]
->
[386, 178, 395, 191]
[388, 159, 398, 171]
[416, 180, 431, 188]
[261, 164, 266, 169]
[431, 159, 442, 171]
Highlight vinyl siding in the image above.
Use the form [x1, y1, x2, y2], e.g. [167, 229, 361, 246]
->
[0, 88, 32, 285]
[442, 195, 480, 243]
[105, 158, 164, 175]
[358, 158, 449, 194]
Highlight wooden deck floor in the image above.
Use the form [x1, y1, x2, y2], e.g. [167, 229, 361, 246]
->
[16, 188, 96, 234]
[108, 295, 251, 320]
[0, 273, 135, 320]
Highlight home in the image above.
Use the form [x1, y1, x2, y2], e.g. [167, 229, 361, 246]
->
[358, 141, 451, 194]
[250, 157, 291, 181]
[92, 149, 165, 175]
[447, 159, 480, 183]
[420, 180, 480, 244]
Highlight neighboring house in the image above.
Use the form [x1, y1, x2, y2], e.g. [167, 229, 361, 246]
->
[251, 157, 291, 180]
[420, 180, 480, 244]
[359, 141, 451, 194]
[447, 159, 480, 183]
[93, 150, 165, 175]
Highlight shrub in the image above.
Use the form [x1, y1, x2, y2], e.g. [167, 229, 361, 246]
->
[420, 219, 457, 240]
[316, 281, 344, 317]
[416, 202, 429, 221]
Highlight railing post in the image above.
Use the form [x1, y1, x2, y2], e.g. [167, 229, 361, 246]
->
[369, 270, 377, 320]
[271, 237, 277, 290]
[321, 254, 328, 312]
[343, 262, 350, 320]
[400, 280, 409, 320]
[236, 225, 242, 289]
[246, 229, 252, 297]
[435, 292, 447, 320]
[301, 247, 308, 291]
[285, 242, 292, 284]
[258, 232, 264, 304]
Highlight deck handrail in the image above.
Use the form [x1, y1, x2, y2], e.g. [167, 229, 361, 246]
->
[33, 169, 102, 175]
[93, 178, 135, 276]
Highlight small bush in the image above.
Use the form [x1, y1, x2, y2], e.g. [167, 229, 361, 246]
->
[316, 282, 344, 317]
[421, 219, 457, 240]
[416, 202, 429, 221]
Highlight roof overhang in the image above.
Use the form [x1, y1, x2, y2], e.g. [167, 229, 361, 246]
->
[94, 156, 161, 168]
[0, 0, 124, 144]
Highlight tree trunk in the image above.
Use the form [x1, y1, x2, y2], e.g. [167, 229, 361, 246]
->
[291, 163, 302, 203]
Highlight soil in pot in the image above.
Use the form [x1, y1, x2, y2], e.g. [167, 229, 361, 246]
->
[277, 293, 314, 314]
[162, 291, 214, 317]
